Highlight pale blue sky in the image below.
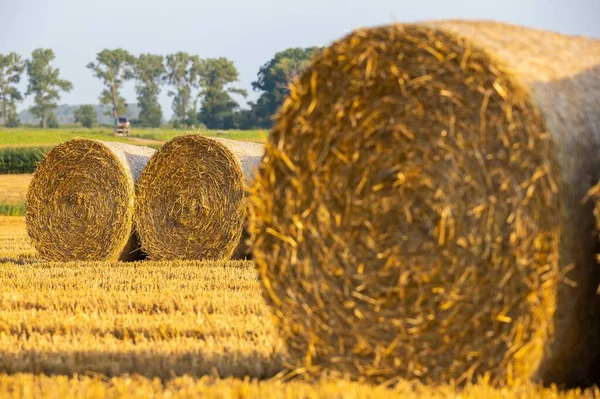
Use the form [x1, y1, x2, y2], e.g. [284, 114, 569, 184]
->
[1, 0, 599, 119]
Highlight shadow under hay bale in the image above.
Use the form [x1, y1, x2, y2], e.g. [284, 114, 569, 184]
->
[135, 135, 264, 260]
[26, 139, 155, 262]
[249, 21, 600, 386]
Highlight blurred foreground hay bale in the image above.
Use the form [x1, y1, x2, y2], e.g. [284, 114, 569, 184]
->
[26, 139, 155, 261]
[584, 182, 600, 259]
[135, 135, 264, 260]
[250, 21, 600, 386]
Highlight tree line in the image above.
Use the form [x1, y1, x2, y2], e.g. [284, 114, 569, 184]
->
[0, 47, 321, 129]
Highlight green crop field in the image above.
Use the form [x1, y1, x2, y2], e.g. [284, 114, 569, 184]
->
[0, 127, 267, 148]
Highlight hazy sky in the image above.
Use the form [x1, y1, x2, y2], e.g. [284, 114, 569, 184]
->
[1, 0, 599, 119]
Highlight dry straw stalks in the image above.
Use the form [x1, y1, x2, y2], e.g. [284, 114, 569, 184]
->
[135, 135, 264, 260]
[26, 139, 155, 261]
[250, 21, 600, 386]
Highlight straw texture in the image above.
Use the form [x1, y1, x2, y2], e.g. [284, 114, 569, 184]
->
[135, 135, 264, 260]
[249, 21, 600, 386]
[26, 139, 155, 261]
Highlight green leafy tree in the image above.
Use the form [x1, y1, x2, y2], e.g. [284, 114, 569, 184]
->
[26, 49, 73, 128]
[87, 49, 135, 121]
[0, 52, 26, 127]
[139, 102, 163, 128]
[5, 112, 20, 127]
[164, 52, 200, 126]
[186, 104, 199, 127]
[133, 54, 165, 128]
[234, 106, 258, 130]
[74, 105, 97, 128]
[46, 112, 59, 128]
[196, 58, 247, 129]
[251, 47, 320, 127]
[198, 88, 239, 129]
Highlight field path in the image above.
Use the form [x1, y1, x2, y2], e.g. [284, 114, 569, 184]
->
[119, 137, 165, 147]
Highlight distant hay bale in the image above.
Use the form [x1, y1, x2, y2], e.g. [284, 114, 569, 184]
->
[26, 139, 155, 261]
[249, 21, 600, 386]
[135, 135, 264, 260]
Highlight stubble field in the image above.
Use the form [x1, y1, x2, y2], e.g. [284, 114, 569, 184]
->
[0, 216, 599, 397]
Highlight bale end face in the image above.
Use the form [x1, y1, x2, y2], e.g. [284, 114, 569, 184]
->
[135, 135, 249, 260]
[250, 23, 567, 385]
[26, 139, 154, 261]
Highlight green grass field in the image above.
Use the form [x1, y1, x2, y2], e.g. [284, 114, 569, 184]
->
[0, 127, 268, 148]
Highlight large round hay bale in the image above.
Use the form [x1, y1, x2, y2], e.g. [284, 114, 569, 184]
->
[585, 181, 600, 257]
[249, 21, 600, 386]
[26, 139, 155, 262]
[135, 135, 264, 260]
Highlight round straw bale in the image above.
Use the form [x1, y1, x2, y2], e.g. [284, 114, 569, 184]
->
[135, 135, 264, 260]
[26, 139, 155, 262]
[249, 21, 600, 385]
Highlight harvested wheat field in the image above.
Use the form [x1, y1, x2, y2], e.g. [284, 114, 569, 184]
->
[135, 135, 264, 260]
[0, 174, 32, 205]
[26, 139, 155, 262]
[0, 218, 285, 380]
[1, 375, 600, 399]
[1, 217, 599, 397]
[250, 21, 600, 386]
[0, 217, 36, 263]
[0, 259, 283, 379]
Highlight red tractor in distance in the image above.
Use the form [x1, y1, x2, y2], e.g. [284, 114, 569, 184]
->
[114, 117, 131, 136]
